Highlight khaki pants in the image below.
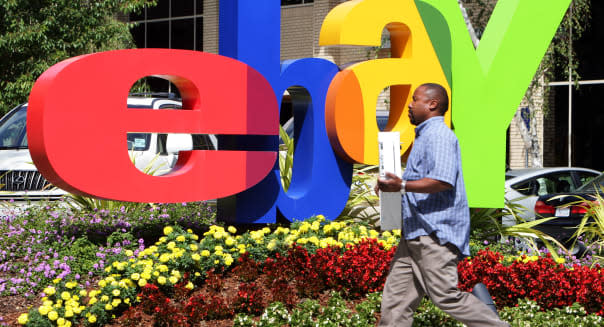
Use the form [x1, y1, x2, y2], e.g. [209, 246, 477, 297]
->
[379, 235, 510, 327]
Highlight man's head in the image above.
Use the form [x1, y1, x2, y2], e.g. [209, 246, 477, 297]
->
[407, 83, 449, 126]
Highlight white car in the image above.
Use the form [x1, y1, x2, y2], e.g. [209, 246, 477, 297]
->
[503, 167, 600, 225]
[0, 96, 216, 215]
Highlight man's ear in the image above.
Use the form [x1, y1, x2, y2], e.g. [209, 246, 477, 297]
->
[428, 99, 439, 111]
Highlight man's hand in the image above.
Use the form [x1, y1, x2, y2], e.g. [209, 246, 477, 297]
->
[374, 173, 454, 195]
[374, 172, 402, 194]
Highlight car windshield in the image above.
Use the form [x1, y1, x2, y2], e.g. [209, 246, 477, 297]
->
[0, 105, 28, 149]
[576, 173, 604, 193]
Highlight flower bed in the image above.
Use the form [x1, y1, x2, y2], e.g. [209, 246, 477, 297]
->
[4, 210, 604, 326]
[459, 249, 604, 315]
[15, 216, 400, 326]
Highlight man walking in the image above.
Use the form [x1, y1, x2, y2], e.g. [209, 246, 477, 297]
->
[375, 83, 509, 327]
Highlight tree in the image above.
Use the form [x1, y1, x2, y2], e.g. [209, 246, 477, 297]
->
[0, 0, 155, 114]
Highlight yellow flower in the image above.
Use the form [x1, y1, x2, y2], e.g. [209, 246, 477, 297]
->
[112, 299, 122, 307]
[65, 281, 77, 289]
[169, 276, 179, 284]
[275, 227, 290, 235]
[101, 295, 109, 302]
[555, 257, 566, 264]
[167, 241, 176, 250]
[225, 237, 235, 247]
[176, 235, 186, 242]
[192, 253, 201, 261]
[105, 303, 113, 311]
[159, 253, 171, 263]
[131, 273, 140, 281]
[164, 226, 174, 235]
[98, 280, 107, 288]
[60, 291, 70, 301]
[201, 250, 210, 257]
[57, 318, 65, 326]
[267, 240, 277, 251]
[225, 257, 234, 266]
[112, 289, 120, 297]
[48, 311, 58, 321]
[158, 276, 167, 285]
[319, 240, 329, 248]
[17, 313, 28, 325]
[79, 290, 88, 297]
[88, 315, 97, 323]
[39, 305, 50, 316]
[190, 244, 198, 251]
[138, 278, 147, 287]
[125, 250, 134, 257]
[44, 286, 56, 296]
[185, 282, 194, 290]
[88, 298, 97, 305]
[228, 226, 237, 234]
[299, 223, 310, 233]
[141, 271, 151, 280]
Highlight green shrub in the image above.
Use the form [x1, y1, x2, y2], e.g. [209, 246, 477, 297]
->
[412, 298, 464, 327]
[234, 292, 381, 327]
[56, 237, 99, 278]
[500, 299, 604, 326]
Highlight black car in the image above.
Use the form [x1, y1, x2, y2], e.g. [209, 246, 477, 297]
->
[533, 172, 604, 243]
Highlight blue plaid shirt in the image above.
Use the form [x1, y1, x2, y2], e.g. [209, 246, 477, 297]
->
[402, 116, 470, 257]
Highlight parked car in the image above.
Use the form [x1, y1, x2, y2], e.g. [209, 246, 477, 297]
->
[503, 167, 600, 226]
[533, 172, 604, 243]
[0, 96, 214, 217]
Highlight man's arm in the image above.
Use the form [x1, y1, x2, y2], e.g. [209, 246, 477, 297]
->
[374, 172, 452, 194]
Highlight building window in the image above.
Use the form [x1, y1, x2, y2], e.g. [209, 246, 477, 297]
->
[129, 0, 203, 93]
[129, 0, 203, 51]
[281, 0, 314, 6]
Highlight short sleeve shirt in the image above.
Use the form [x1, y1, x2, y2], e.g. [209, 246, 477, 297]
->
[401, 116, 470, 257]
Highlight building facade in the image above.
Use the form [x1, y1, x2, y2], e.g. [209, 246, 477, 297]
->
[129, 0, 599, 172]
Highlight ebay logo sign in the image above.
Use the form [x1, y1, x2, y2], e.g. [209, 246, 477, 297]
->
[27, 0, 571, 223]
